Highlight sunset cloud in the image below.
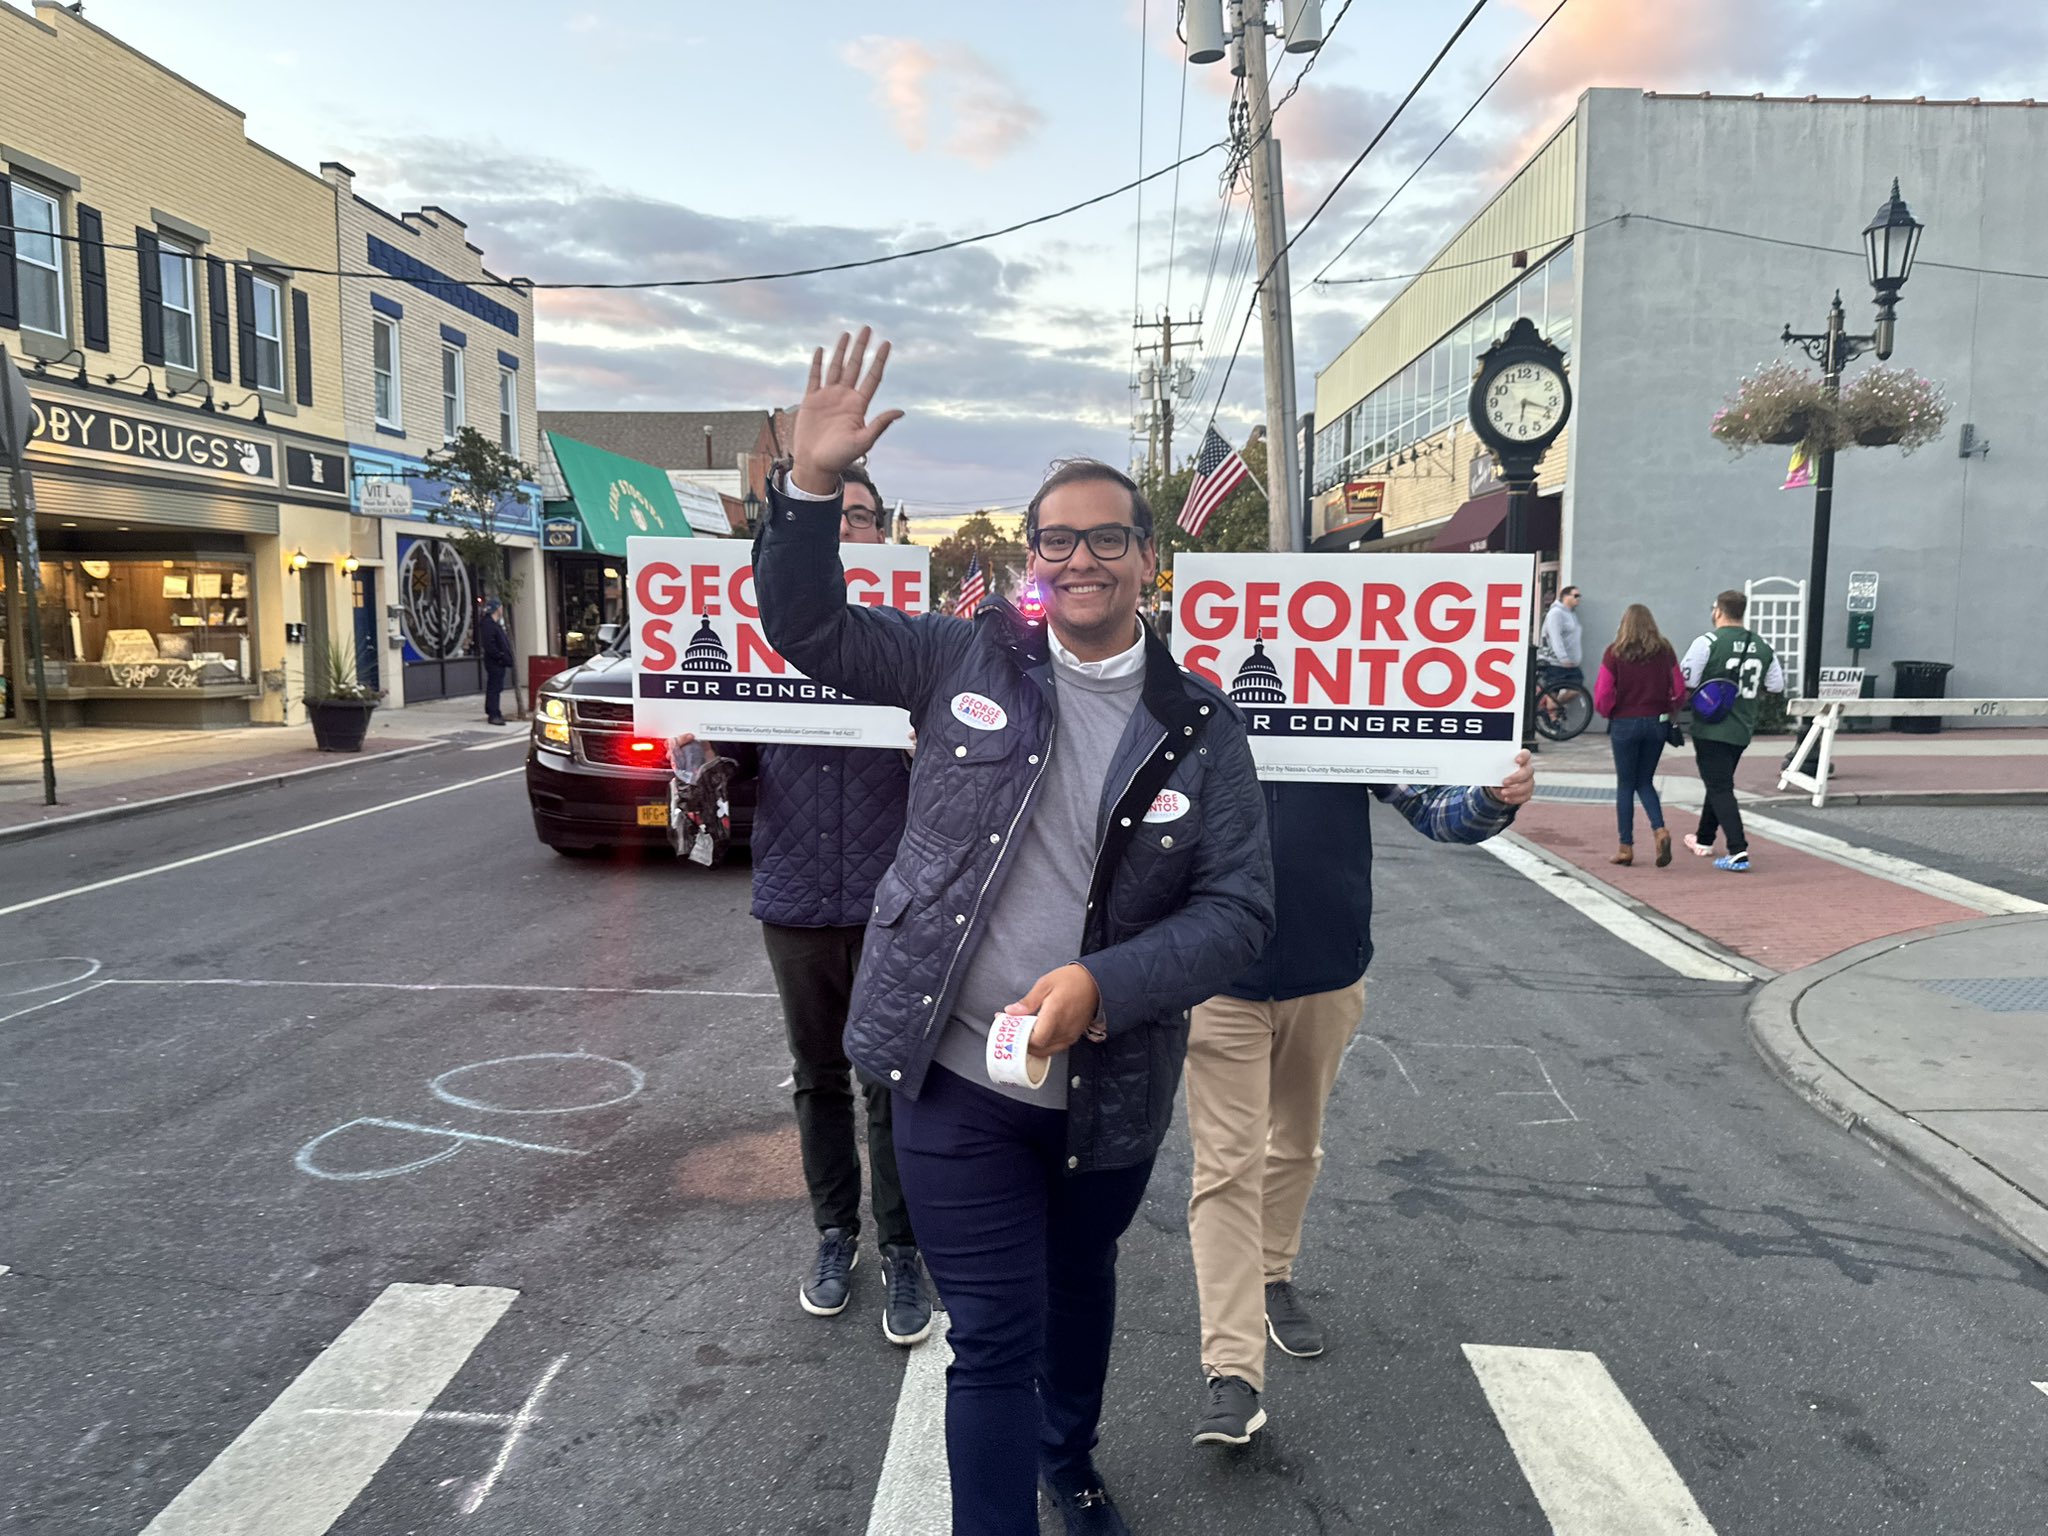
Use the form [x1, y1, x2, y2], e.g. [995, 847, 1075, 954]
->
[841, 37, 1046, 167]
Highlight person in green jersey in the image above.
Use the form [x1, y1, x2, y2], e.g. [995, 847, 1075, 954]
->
[1679, 589, 1785, 872]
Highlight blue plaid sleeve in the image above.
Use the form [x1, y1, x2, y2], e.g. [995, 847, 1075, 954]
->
[1371, 782, 1516, 844]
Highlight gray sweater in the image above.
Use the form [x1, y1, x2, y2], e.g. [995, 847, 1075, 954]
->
[931, 659, 1146, 1107]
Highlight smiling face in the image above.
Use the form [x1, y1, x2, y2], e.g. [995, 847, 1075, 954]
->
[1028, 476, 1157, 661]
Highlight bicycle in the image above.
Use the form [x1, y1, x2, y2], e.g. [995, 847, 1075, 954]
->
[1532, 671, 1594, 742]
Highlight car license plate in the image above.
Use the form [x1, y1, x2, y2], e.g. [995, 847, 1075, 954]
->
[637, 802, 670, 827]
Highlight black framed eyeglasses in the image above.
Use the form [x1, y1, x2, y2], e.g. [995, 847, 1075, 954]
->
[842, 508, 880, 529]
[1031, 524, 1144, 562]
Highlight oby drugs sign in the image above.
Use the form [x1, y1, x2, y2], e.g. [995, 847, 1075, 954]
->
[629, 536, 929, 748]
[1172, 552, 1534, 783]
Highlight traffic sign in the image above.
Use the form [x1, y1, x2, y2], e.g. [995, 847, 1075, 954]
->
[1846, 570, 1879, 614]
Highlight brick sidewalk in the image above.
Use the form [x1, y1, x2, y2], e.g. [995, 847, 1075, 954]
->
[1513, 800, 1981, 971]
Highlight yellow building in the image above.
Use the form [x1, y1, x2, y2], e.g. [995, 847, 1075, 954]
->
[0, 0, 351, 726]
[1311, 118, 1575, 584]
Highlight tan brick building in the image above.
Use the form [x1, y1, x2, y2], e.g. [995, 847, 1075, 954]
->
[0, 0, 356, 726]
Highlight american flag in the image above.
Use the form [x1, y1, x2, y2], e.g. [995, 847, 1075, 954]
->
[1179, 426, 1251, 538]
[955, 554, 987, 617]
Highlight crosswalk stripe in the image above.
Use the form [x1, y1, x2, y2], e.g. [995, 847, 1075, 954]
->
[1463, 1344, 1718, 1534]
[138, 1282, 517, 1536]
[864, 1314, 952, 1536]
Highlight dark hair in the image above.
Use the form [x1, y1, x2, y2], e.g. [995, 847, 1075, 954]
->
[841, 462, 881, 512]
[1561, 585, 1580, 600]
[1716, 588, 1747, 623]
[1612, 603, 1672, 663]
[1025, 458, 1154, 541]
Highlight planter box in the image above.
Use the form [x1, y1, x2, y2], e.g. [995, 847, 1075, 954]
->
[307, 698, 378, 753]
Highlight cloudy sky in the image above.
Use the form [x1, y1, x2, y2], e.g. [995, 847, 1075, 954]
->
[78, 0, 2048, 512]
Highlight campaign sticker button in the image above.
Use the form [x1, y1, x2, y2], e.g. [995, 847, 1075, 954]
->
[951, 692, 1008, 731]
[1144, 790, 1190, 823]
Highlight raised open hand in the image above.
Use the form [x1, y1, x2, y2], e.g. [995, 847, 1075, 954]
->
[790, 327, 904, 496]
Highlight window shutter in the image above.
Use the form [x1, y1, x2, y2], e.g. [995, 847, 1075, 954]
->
[290, 288, 314, 406]
[206, 256, 232, 381]
[233, 266, 257, 388]
[77, 204, 109, 351]
[0, 175, 16, 330]
[136, 227, 165, 366]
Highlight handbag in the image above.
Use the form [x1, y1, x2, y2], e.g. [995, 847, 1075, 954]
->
[1663, 716, 1685, 748]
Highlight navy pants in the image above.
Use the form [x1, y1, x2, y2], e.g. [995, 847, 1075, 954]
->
[892, 1065, 1155, 1536]
[484, 662, 509, 721]
[1609, 714, 1667, 844]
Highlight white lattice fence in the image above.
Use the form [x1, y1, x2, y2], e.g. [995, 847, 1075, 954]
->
[1745, 576, 1806, 696]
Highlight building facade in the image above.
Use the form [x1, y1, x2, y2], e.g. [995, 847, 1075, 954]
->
[0, 0, 351, 727]
[326, 164, 541, 709]
[1313, 88, 2048, 700]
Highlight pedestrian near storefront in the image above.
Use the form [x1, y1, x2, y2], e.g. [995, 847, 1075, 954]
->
[1593, 604, 1688, 868]
[1185, 761, 1532, 1449]
[1681, 589, 1784, 873]
[478, 598, 516, 725]
[758, 328, 1274, 1536]
[1537, 584, 1584, 693]
[677, 464, 930, 1346]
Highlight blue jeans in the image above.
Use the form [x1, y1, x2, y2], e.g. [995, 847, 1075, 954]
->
[891, 1065, 1155, 1536]
[1610, 714, 1667, 844]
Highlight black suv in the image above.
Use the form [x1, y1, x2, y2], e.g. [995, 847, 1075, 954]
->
[526, 631, 755, 856]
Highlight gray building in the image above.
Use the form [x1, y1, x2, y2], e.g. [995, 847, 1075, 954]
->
[1313, 88, 2048, 701]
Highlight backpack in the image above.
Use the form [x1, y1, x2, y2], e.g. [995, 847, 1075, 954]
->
[1690, 676, 1739, 724]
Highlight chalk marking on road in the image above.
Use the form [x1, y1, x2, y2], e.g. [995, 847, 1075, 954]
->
[1462, 1343, 1718, 1534]
[63, 1420, 111, 1463]
[1739, 810, 2048, 915]
[101, 977, 778, 1000]
[459, 1352, 568, 1514]
[137, 1281, 517, 1536]
[0, 955, 103, 996]
[1341, 1034, 1422, 1096]
[1402, 1042, 1580, 1126]
[865, 1312, 952, 1536]
[1479, 835, 1756, 983]
[0, 768, 523, 920]
[294, 1117, 585, 1181]
[430, 1052, 646, 1115]
[0, 977, 109, 1027]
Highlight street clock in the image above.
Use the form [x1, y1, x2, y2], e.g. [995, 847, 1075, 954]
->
[1468, 317, 1572, 479]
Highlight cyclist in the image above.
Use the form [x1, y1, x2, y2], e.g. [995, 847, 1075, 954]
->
[1537, 585, 1584, 700]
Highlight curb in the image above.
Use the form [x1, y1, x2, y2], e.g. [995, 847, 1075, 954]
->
[1746, 913, 2048, 1273]
[0, 739, 451, 845]
[1752, 789, 2048, 809]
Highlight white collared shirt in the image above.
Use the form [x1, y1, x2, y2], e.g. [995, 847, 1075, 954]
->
[1050, 624, 1146, 680]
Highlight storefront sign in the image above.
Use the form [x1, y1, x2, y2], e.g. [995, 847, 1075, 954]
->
[1342, 480, 1385, 520]
[360, 478, 414, 517]
[542, 516, 583, 550]
[284, 445, 349, 500]
[28, 395, 276, 485]
[1817, 666, 1865, 701]
[1468, 451, 1503, 499]
[629, 536, 929, 747]
[1173, 552, 1535, 784]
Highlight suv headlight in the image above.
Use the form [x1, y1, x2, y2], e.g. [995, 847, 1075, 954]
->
[541, 695, 569, 721]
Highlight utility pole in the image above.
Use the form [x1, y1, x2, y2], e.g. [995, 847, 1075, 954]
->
[1133, 310, 1202, 484]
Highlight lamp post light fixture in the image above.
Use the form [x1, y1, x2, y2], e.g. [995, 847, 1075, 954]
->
[1779, 179, 1924, 698]
[742, 487, 761, 532]
[342, 555, 361, 576]
[291, 549, 309, 573]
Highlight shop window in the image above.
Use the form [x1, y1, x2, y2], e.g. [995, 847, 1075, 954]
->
[10, 181, 66, 337]
[159, 239, 198, 372]
[34, 556, 252, 692]
[373, 315, 401, 428]
[251, 274, 285, 393]
[497, 369, 517, 454]
[441, 343, 464, 442]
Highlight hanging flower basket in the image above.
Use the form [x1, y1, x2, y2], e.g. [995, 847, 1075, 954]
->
[1838, 366, 1948, 455]
[1709, 361, 1840, 456]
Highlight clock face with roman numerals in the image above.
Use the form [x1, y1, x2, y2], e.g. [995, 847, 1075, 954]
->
[1482, 360, 1568, 444]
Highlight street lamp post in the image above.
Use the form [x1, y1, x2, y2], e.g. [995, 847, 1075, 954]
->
[1779, 180, 1923, 698]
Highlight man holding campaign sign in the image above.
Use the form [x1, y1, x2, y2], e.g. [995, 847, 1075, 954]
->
[757, 327, 1272, 1536]
[1171, 552, 1535, 1449]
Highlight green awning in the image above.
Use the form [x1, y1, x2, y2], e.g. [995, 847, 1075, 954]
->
[545, 431, 693, 555]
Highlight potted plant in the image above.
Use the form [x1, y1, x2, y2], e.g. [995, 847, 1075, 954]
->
[1837, 365, 1948, 452]
[1709, 361, 1840, 455]
[303, 641, 384, 752]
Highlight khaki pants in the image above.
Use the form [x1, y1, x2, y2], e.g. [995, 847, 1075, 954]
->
[1185, 979, 1365, 1393]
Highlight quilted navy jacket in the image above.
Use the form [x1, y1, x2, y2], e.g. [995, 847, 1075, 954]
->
[756, 482, 1275, 1172]
[719, 743, 911, 928]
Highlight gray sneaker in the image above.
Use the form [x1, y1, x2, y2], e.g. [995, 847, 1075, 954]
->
[880, 1244, 933, 1346]
[1265, 1279, 1326, 1358]
[799, 1228, 858, 1317]
[1193, 1374, 1266, 1447]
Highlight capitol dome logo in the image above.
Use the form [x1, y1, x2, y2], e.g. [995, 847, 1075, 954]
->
[680, 618, 732, 674]
[1229, 637, 1286, 706]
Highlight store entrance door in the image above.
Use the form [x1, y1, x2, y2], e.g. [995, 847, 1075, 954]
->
[303, 563, 332, 693]
[351, 569, 380, 691]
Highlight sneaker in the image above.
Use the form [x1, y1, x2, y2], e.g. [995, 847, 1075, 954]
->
[1264, 1280, 1326, 1358]
[1714, 853, 1751, 873]
[879, 1244, 933, 1346]
[1041, 1459, 1132, 1535]
[799, 1228, 858, 1317]
[1683, 833, 1715, 858]
[1193, 1374, 1267, 1447]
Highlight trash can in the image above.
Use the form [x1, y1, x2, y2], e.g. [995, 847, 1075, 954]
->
[1892, 659, 1953, 734]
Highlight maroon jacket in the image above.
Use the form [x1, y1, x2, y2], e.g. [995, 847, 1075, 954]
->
[1595, 644, 1686, 719]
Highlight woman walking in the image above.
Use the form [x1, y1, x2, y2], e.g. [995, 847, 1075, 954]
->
[1594, 605, 1688, 867]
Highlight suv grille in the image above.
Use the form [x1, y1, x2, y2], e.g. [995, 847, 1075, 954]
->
[579, 731, 670, 771]
[574, 699, 634, 723]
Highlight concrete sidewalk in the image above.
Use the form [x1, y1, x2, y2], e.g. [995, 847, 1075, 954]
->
[0, 697, 523, 838]
[1749, 914, 2048, 1271]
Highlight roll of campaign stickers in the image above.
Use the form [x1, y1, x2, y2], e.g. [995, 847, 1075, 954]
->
[986, 1012, 1049, 1091]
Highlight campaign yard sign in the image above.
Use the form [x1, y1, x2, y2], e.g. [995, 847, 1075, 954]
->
[1172, 552, 1535, 784]
[629, 537, 929, 748]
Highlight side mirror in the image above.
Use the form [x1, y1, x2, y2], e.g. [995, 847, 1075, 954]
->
[595, 623, 622, 647]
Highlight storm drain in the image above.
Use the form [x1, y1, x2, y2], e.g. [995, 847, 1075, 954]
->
[1916, 977, 2048, 1013]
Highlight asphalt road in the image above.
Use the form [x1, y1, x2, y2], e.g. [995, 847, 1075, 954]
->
[1768, 801, 2048, 905]
[2, 747, 2046, 1534]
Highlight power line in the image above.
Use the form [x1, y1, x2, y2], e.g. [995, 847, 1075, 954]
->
[1165, 47, 1192, 314]
[1310, 0, 1572, 286]
[1132, 0, 1151, 332]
